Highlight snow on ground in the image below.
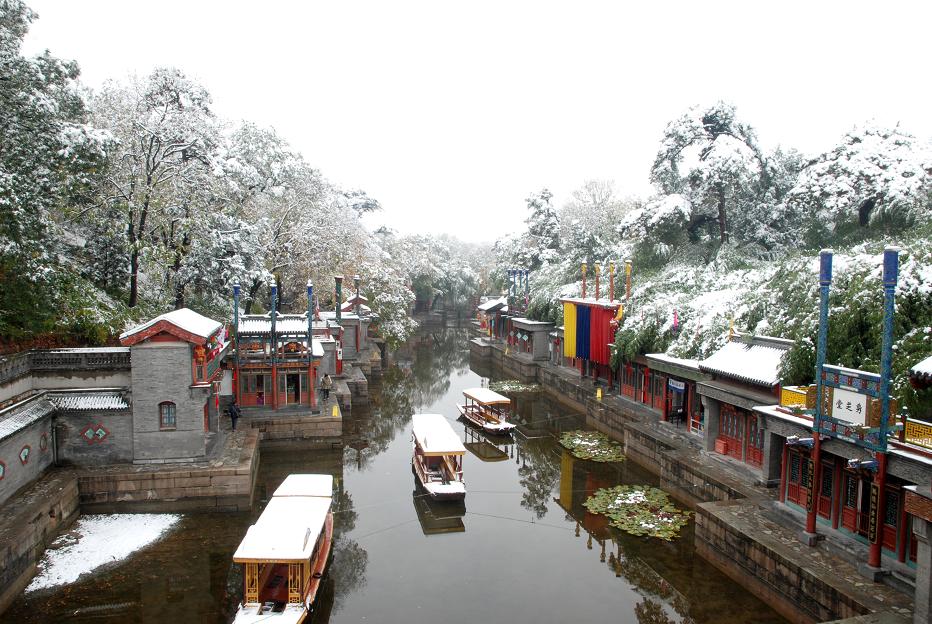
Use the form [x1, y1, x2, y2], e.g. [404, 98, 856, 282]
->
[27, 513, 182, 592]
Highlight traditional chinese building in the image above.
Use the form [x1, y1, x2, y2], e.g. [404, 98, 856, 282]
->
[696, 332, 792, 474]
[643, 353, 709, 433]
[119, 308, 230, 462]
[232, 283, 324, 410]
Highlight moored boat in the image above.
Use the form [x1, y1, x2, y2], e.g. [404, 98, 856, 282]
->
[232, 474, 334, 623]
[457, 387, 516, 434]
[412, 413, 466, 500]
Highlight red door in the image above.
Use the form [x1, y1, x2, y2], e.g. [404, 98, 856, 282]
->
[841, 471, 859, 532]
[786, 450, 809, 507]
[719, 404, 744, 460]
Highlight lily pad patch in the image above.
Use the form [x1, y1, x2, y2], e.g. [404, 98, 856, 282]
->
[583, 485, 691, 541]
[559, 430, 626, 462]
[489, 380, 540, 393]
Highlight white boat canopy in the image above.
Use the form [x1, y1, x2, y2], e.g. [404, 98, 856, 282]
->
[462, 387, 511, 406]
[273, 474, 334, 498]
[412, 414, 466, 456]
[233, 496, 331, 563]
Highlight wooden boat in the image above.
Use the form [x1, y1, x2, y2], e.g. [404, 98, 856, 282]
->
[457, 387, 516, 434]
[232, 474, 334, 623]
[411, 413, 466, 500]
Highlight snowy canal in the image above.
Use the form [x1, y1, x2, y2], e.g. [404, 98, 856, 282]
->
[1, 329, 787, 623]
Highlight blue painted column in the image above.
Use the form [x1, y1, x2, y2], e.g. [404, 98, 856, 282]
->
[868, 246, 899, 569]
[307, 281, 314, 364]
[807, 249, 832, 537]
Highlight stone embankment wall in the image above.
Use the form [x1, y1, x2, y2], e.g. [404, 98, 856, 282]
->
[472, 339, 906, 623]
[0, 472, 79, 615]
[78, 429, 259, 514]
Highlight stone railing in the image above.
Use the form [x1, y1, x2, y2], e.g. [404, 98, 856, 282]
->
[0, 349, 130, 386]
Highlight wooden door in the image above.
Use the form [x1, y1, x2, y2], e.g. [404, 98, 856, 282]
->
[786, 449, 810, 507]
[817, 461, 834, 519]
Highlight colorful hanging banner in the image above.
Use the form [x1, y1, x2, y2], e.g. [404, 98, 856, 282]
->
[563, 302, 576, 358]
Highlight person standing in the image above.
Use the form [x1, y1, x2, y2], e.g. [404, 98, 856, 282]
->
[228, 398, 241, 431]
[321, 373, 333, 403]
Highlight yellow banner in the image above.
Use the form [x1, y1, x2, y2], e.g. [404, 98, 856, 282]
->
[563, 302, 576, 358]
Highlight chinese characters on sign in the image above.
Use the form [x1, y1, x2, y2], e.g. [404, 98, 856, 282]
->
[830, 386, 869, 426]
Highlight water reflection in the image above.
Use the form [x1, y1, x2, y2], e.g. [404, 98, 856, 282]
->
[0, 328, 787, 624]
[412, 485, 467, 535]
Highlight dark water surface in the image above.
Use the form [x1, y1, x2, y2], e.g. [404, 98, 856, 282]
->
[2, 328, 787, 623]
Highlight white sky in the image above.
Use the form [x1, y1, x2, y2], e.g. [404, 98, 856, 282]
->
[22, 0, 932, 244]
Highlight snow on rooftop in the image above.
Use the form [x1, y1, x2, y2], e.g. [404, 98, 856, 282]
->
[120, 308, 221, 341]
[50, 392, 128, 411]
[239, 315, 311, 334]
[477, 297, 507, 312]
[412, 414, 466, 456]
[700, 340, 788, 387]
[645, 352, 700, 370]
[912, 355, 932, 378]
[27, 514, 181, 592]
[0, 397, 55, 442]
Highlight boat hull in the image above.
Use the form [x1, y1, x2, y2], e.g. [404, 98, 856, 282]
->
[457, 404, 516, 434]
[412, 459, 466, 501]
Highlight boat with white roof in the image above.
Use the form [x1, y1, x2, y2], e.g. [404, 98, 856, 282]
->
[232, 474, 334, 623]
[457, 387, 516, 434]
[411, 414, 467, 500]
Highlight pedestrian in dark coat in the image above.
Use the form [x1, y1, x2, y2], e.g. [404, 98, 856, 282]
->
[229, 398, 241, 431]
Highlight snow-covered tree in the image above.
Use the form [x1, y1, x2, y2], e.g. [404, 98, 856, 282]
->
[787, 124, 932, 238]
[89, 67, 219, 308]
[0, 0, 110, 338]
[559, 180, 637, 267]
[650, 102, 766, 246]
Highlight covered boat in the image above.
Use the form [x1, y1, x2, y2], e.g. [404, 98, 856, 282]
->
[411, 413, 466, 500]
[457, 387, 516, 434]
[232, 474, 334, 623]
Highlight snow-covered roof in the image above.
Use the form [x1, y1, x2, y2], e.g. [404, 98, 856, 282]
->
[912, 355, 932, 380]
[463, 387, 511, 405]
[233, 496, 331, 562]
[239, 314, 311, 335]
[646, 353, 700, 369]
[50, 392, 128, 411]
[478, 297, 507, 312]
[273, 474, 333, 498]
[699, 340, 789, 387]
[412, 414, 466, 456]
[0, 397, 55, 443]
[120, 308, 221, 343]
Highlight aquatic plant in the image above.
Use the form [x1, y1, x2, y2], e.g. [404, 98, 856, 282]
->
[584, 485, 690, 541]
[559, 430, 626, 462]
[489, 380, 541, 393]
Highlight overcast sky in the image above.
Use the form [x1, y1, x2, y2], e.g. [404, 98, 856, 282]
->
[22, 1, 932, 244]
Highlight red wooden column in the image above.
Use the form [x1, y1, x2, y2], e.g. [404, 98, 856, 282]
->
[642, 368, 650, 404]
[868, 452, 889, 569]
[778, 440, 789, 503]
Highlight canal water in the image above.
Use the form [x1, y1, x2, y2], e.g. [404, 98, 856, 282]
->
[2, 328, 787, 623]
